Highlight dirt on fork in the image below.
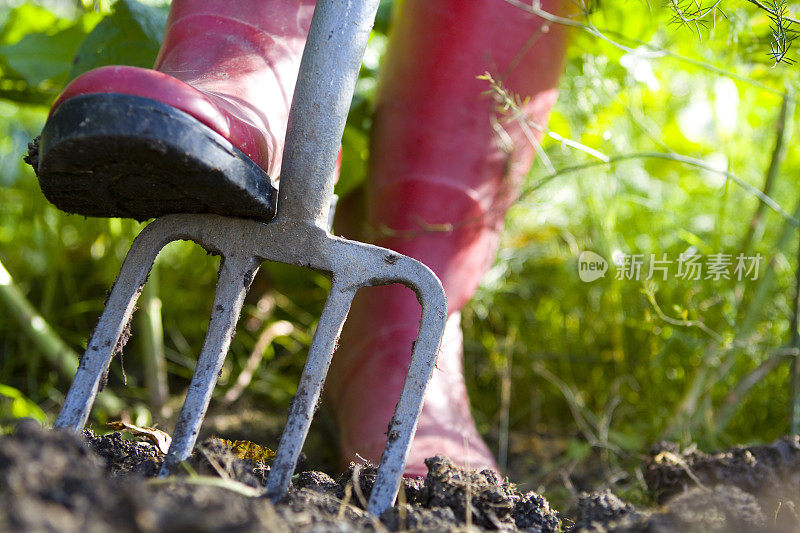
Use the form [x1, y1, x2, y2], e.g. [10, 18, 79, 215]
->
[0, 422, 798, 532]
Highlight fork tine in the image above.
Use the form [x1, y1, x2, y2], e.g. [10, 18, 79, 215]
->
[266, 281, 356, 499]
[159, 254, 260, 476]
[55, 224, 165, 431]
[367, 261, 447, 516]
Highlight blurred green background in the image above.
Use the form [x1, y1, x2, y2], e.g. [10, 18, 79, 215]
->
[2, 0, 800, 507]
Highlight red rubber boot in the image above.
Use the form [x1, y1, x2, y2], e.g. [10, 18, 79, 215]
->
[34, 0, 315, 221]
[327, 0, 571, 476]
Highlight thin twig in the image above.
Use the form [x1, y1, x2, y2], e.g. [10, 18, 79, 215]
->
[532, 362, 602, 446]
[497, 329, 516, 472]
[602, 27, 790, 98]
[526, 152, 800, 229]
[199, 445, 232, 481]
[509, 0, 799, 98]
[139, 263, 169, 417]
[643, 284, 725, 344]
[504, 0, 643, 54]
[337, 482, 353, 519]
[668, 0, 726, 34]
[740, 92, 794, 256]
[744, 0, 800, 25]
[481, 72, 609, 161]
[223, 320, 294, 404]
[508, 0, 799, 61]
[714, 347, 795, 430]
[350, 463, 369, 509]
[148, 475, 263, 497]
[790, 232, 800, 433]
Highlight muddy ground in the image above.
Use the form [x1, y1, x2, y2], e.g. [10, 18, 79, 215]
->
[0, 421, 799, 532]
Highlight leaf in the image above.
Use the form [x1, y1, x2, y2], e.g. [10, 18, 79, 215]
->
[0, 4, 60, 46]
[108, 420, 172, 454]
[0, 23, 90, 87]
[218, 438, 276, 463]
[0, 383, 48, 423]
[0, 5, 102, 90]
[123, 0, 169, 44]
[373, 0, 396, 35]
[70, 0, 168, 81]
[565, 438, 593, 461]
[336, 124, 369, 198]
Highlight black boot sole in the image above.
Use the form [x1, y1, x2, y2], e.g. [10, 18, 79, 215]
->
[34, 93, 277, 222]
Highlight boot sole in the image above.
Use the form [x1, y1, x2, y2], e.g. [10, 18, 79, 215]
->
[36, 93, 277, 222]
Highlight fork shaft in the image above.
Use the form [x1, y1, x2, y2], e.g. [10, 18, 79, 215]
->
[159, 254, 259, 476]
[277, 0, 380, 229]
[266, 281, 355, 498]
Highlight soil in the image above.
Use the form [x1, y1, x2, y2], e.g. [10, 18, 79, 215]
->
[0, 420, 798, 532]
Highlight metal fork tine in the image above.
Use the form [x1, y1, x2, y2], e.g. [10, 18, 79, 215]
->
[159, 254, 260, 476]
[266, 281, 356, 498]
[368, 264, 447, 515]
[55, 224, 165, 431]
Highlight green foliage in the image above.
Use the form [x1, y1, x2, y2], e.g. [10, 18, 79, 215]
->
[765, 0, 797, 65]
[459, 0, 800, 502]
[70, 0, 168, 79]
[0, 5, 66, 45]
[0, 5, 101, 104]
[1, 23, 89, 86]
[0, 383, 48, 430]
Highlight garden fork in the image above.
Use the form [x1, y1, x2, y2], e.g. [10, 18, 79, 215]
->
[53, 0, 447, 516]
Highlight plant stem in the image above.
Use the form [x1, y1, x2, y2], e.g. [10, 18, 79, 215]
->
[139, 263, 169, 417]
[743, 0, 800, 24]
[740, 92, 794, 257]
[0, 260, 77, 378]
[526, 152, 800, 229]
[0, 259, 121, 413]
[714, 348, 793, 431]
[789, 231, 800, 433]
[223, 320, 293, 404]
[665, 195, 800, 436]
[497, 327, 517, 473]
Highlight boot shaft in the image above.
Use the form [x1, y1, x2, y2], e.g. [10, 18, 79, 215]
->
[368, 0, 571, 310]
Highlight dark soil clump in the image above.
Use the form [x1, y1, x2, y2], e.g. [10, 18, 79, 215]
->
[646, 437, 800, 516]
[0, 420, 141, 532]
[2, 422, 800, 532]
[0, 424, 562, 532]
[85, 429, 163, 478]
[317, 455, 562, 530]
[573, 490, 641, 531]
[420, 455, 560, 531]
[23, 136, 39, 175]
[578, 486, 775, 533]
[293, 470, 338, 494]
